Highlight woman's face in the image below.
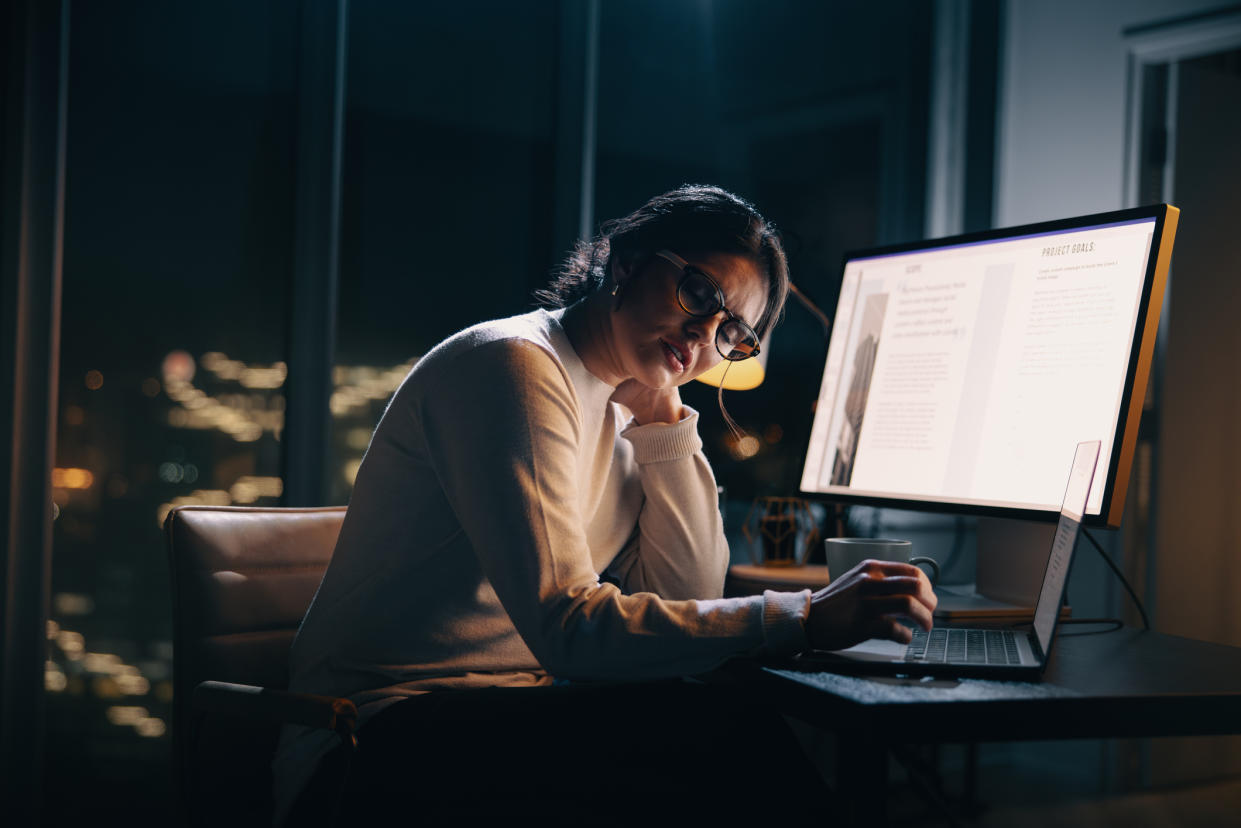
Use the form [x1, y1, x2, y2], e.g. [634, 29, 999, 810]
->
[611, 250, 768, 389]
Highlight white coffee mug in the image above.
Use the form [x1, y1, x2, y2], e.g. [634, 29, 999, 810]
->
[824, 537, 939, 585]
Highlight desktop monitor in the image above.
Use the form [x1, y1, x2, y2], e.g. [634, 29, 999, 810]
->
[800, 204, 1179, 528]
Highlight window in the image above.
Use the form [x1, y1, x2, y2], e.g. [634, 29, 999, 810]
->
[47, 4, 297, 819]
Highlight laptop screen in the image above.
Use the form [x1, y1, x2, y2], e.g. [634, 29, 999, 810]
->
[1033, 441, 1101, 654]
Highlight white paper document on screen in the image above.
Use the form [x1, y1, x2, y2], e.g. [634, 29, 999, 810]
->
[801, 219, 1155, 516]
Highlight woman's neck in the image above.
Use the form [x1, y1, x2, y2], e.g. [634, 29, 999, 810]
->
[560, 292, 626, 388]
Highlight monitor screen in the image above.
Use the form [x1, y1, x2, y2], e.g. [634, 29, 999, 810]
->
[800, 209, 1171, 522]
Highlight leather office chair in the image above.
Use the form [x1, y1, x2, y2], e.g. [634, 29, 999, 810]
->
[165, 505, 357, 827]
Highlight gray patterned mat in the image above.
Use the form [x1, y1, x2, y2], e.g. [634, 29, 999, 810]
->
[766, 668, 1083, 704]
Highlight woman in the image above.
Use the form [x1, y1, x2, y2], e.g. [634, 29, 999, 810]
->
[276, 185, 935, 824]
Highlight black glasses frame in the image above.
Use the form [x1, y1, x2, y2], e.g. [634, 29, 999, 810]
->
[653, 250, 761, 362]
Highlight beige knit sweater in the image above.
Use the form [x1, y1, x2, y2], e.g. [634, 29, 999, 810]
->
[272, 308, 810, 822]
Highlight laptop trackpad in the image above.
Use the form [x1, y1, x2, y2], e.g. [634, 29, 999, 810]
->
[834, 639, 907, 661]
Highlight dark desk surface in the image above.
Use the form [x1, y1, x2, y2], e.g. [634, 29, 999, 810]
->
[731, 627, 1241, 743]
[717, 627, 1241, 826]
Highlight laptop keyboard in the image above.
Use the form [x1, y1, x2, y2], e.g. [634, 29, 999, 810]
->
[905, 627, 1021, 665]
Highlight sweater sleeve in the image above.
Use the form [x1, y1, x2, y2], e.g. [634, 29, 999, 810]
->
[602, 408, 729, 600]
[414, 338, 808, 679]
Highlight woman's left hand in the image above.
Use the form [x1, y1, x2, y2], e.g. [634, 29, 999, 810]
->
[611, 379, 684, 425]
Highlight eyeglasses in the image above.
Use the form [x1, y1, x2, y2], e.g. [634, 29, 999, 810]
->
[654, 250, 762, 362]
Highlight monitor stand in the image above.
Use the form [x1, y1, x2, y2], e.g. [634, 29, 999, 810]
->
[933, 516, 1056, 622]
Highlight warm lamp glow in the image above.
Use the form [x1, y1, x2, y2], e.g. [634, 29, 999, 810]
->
[693, 282, 831, 391]
[52, 467, 94, 489]
[694, 328, 772, 390]
[694, 352, 768, 390]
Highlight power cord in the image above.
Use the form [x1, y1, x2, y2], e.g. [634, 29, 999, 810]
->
[1082, 528, 1151, 630]
[1006, 617, 1125, 634]
[1057, 617, 1126, 635]
[937, 515, 966, 577]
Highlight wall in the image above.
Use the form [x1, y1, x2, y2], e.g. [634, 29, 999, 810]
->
[995, 0, 1221, 226]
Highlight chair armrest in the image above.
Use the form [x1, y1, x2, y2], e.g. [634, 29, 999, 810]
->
[192, 680, 358, 746]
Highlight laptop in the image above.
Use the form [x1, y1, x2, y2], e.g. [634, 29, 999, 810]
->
[793, 440, 1101, 680]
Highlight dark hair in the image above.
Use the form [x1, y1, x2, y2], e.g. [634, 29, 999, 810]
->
[536, 184, 790, 339]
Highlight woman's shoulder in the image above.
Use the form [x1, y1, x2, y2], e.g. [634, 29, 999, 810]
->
[404, 309, 574, 400]
[423, 309, 562, 369]
[453, 308, 559, 352]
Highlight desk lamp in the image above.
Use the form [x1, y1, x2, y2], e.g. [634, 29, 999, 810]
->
[698, 283, 842, 562]
[694, 283, 832, 390]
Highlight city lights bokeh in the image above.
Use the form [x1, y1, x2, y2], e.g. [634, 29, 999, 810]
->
[48, 346, 420, 779]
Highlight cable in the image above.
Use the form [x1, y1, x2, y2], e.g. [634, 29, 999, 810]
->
[1060, 617, 1125, 625]
[1005, 617, 1125, 634]
[1082, 528, 1151, 630]
[1057, 617, 1125, 635]
[938, 515, 965, 576]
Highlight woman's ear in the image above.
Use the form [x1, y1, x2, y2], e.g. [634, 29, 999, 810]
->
[610, 253, 633, 283]
[612, 251, 656, 294]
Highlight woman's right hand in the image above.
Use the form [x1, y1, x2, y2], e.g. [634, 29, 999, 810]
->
[805, 560, 937, 652]
[610, 378, 685, 425]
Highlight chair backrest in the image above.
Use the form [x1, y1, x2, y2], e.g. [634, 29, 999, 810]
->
[165, 505, 346, 826]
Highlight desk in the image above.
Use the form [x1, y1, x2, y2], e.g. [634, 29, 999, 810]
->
[727, 563, 831, 594]
[723, 627, 1241, 826]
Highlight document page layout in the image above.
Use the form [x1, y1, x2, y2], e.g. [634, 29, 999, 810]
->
[801, 219, 1156, 516]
